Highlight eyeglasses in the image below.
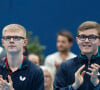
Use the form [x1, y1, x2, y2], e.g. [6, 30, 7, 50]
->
[2, 36, 25, 41]
[77, 34, 100, 41]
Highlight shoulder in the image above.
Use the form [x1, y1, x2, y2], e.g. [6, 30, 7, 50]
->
[69, 52, 77, 58]
[23, 57, 43, 75]
[46, 52, 59, 59]
[60, 56, 79, 69]
[0, 60, 5, 73]
[45, 52, 59, 61]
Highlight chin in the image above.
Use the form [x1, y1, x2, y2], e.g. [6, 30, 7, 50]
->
[82, 51, 92, 54]
[44, 84, 48, 88]
[82, 48, 91, 52]
[8, 50, 19, 54]
[58, 49, 66, 52]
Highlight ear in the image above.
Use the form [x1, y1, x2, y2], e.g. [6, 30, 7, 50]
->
[99, 39, 100, 46]
[1, 39, 4, 47]
[76, 37, 79, 44]
[69, 42, 73, 48]
[23, 39, 28, 46]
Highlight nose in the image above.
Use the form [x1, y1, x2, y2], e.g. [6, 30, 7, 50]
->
[85, 38, 89, 42]
[10, 38, 14, 42]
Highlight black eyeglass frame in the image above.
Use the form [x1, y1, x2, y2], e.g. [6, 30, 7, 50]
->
[2, 36, 25, 41]
[77, 35, 100, 41]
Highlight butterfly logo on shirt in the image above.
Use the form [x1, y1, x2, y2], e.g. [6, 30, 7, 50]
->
[97, 72, 100, 76]
[19, 76, 26, 81]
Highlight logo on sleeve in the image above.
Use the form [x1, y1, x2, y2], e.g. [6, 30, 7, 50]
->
[19, 76, 26, 81]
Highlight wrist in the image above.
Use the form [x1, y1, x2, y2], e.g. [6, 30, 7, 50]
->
[93, 79, 99, 87]
[10, 87, 14, 90]
[72, 83, 80, 90]
[12, 88, 15, 90]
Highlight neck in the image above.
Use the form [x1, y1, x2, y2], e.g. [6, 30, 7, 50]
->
[7, 52, 23, 71]
[59, 50, 70, 61]
[81, 50, 98, 60]
[85, 54, 92, 60]
[45, 86, 52, 90]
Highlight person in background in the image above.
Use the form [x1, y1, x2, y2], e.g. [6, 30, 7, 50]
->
[28, 53, 40, 66]
[41, 66, 53, 90]
[23, 46, 28, 57]
[0, 46, 6, 61]
[44, 30, 77, 78]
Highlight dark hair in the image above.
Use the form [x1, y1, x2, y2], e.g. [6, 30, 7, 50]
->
[23, 46, 28, 56]
[57, 29, 73, 43]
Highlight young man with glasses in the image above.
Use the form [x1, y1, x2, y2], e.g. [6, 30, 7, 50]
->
[54, 21, 100, 90]
[0, 24, 44, 90]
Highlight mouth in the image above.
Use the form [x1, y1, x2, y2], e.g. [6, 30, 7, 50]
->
[83, 45, 91, 47]
[8, 45, 16, 48]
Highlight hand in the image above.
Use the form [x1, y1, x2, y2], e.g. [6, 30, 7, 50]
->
[72, 65, 86, 90]
[0, 75, 14, 90]
[55, 61, 62, 70]
[86, 63, 100, 86]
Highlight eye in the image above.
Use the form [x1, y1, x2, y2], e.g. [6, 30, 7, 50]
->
[14, 36, 19, 39]
[88, 35, 96, 39]
[78, 35, 86, 39]
[6, 37, 9, 39]
[6, 36, 12, 40]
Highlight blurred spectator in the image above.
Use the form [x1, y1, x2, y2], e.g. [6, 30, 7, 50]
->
[28, 53, 40, 66]
[41, 66, 53, 90]
[44, 30, 77, 78]
[23, 46, 28, 56]
[0, 46, 6, 61]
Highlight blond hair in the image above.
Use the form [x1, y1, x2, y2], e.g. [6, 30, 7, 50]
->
[40, 66, 53, 90]
[77, 21, 100, 36]
[2, 24, 26, 38]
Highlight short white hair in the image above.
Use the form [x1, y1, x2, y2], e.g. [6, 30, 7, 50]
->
[2, 24, 26, 38]
[40, 66, 53, 79]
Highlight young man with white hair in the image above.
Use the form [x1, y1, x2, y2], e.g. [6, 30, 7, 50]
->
[0, 24, 44, 90]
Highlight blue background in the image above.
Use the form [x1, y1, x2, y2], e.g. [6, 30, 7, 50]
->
[0, 0, 100, 56]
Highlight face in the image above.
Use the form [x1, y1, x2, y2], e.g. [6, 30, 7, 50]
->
[2, 31, 27, 54]
[76, 29, 100, 55]
[28, 55, 40, 66]
[43, 70, 52, 88]
[57, 35, 72, 52]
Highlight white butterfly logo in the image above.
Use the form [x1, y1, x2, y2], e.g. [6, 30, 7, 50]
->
[19, 76, 26, 81]
[97, 72, 100, 76]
